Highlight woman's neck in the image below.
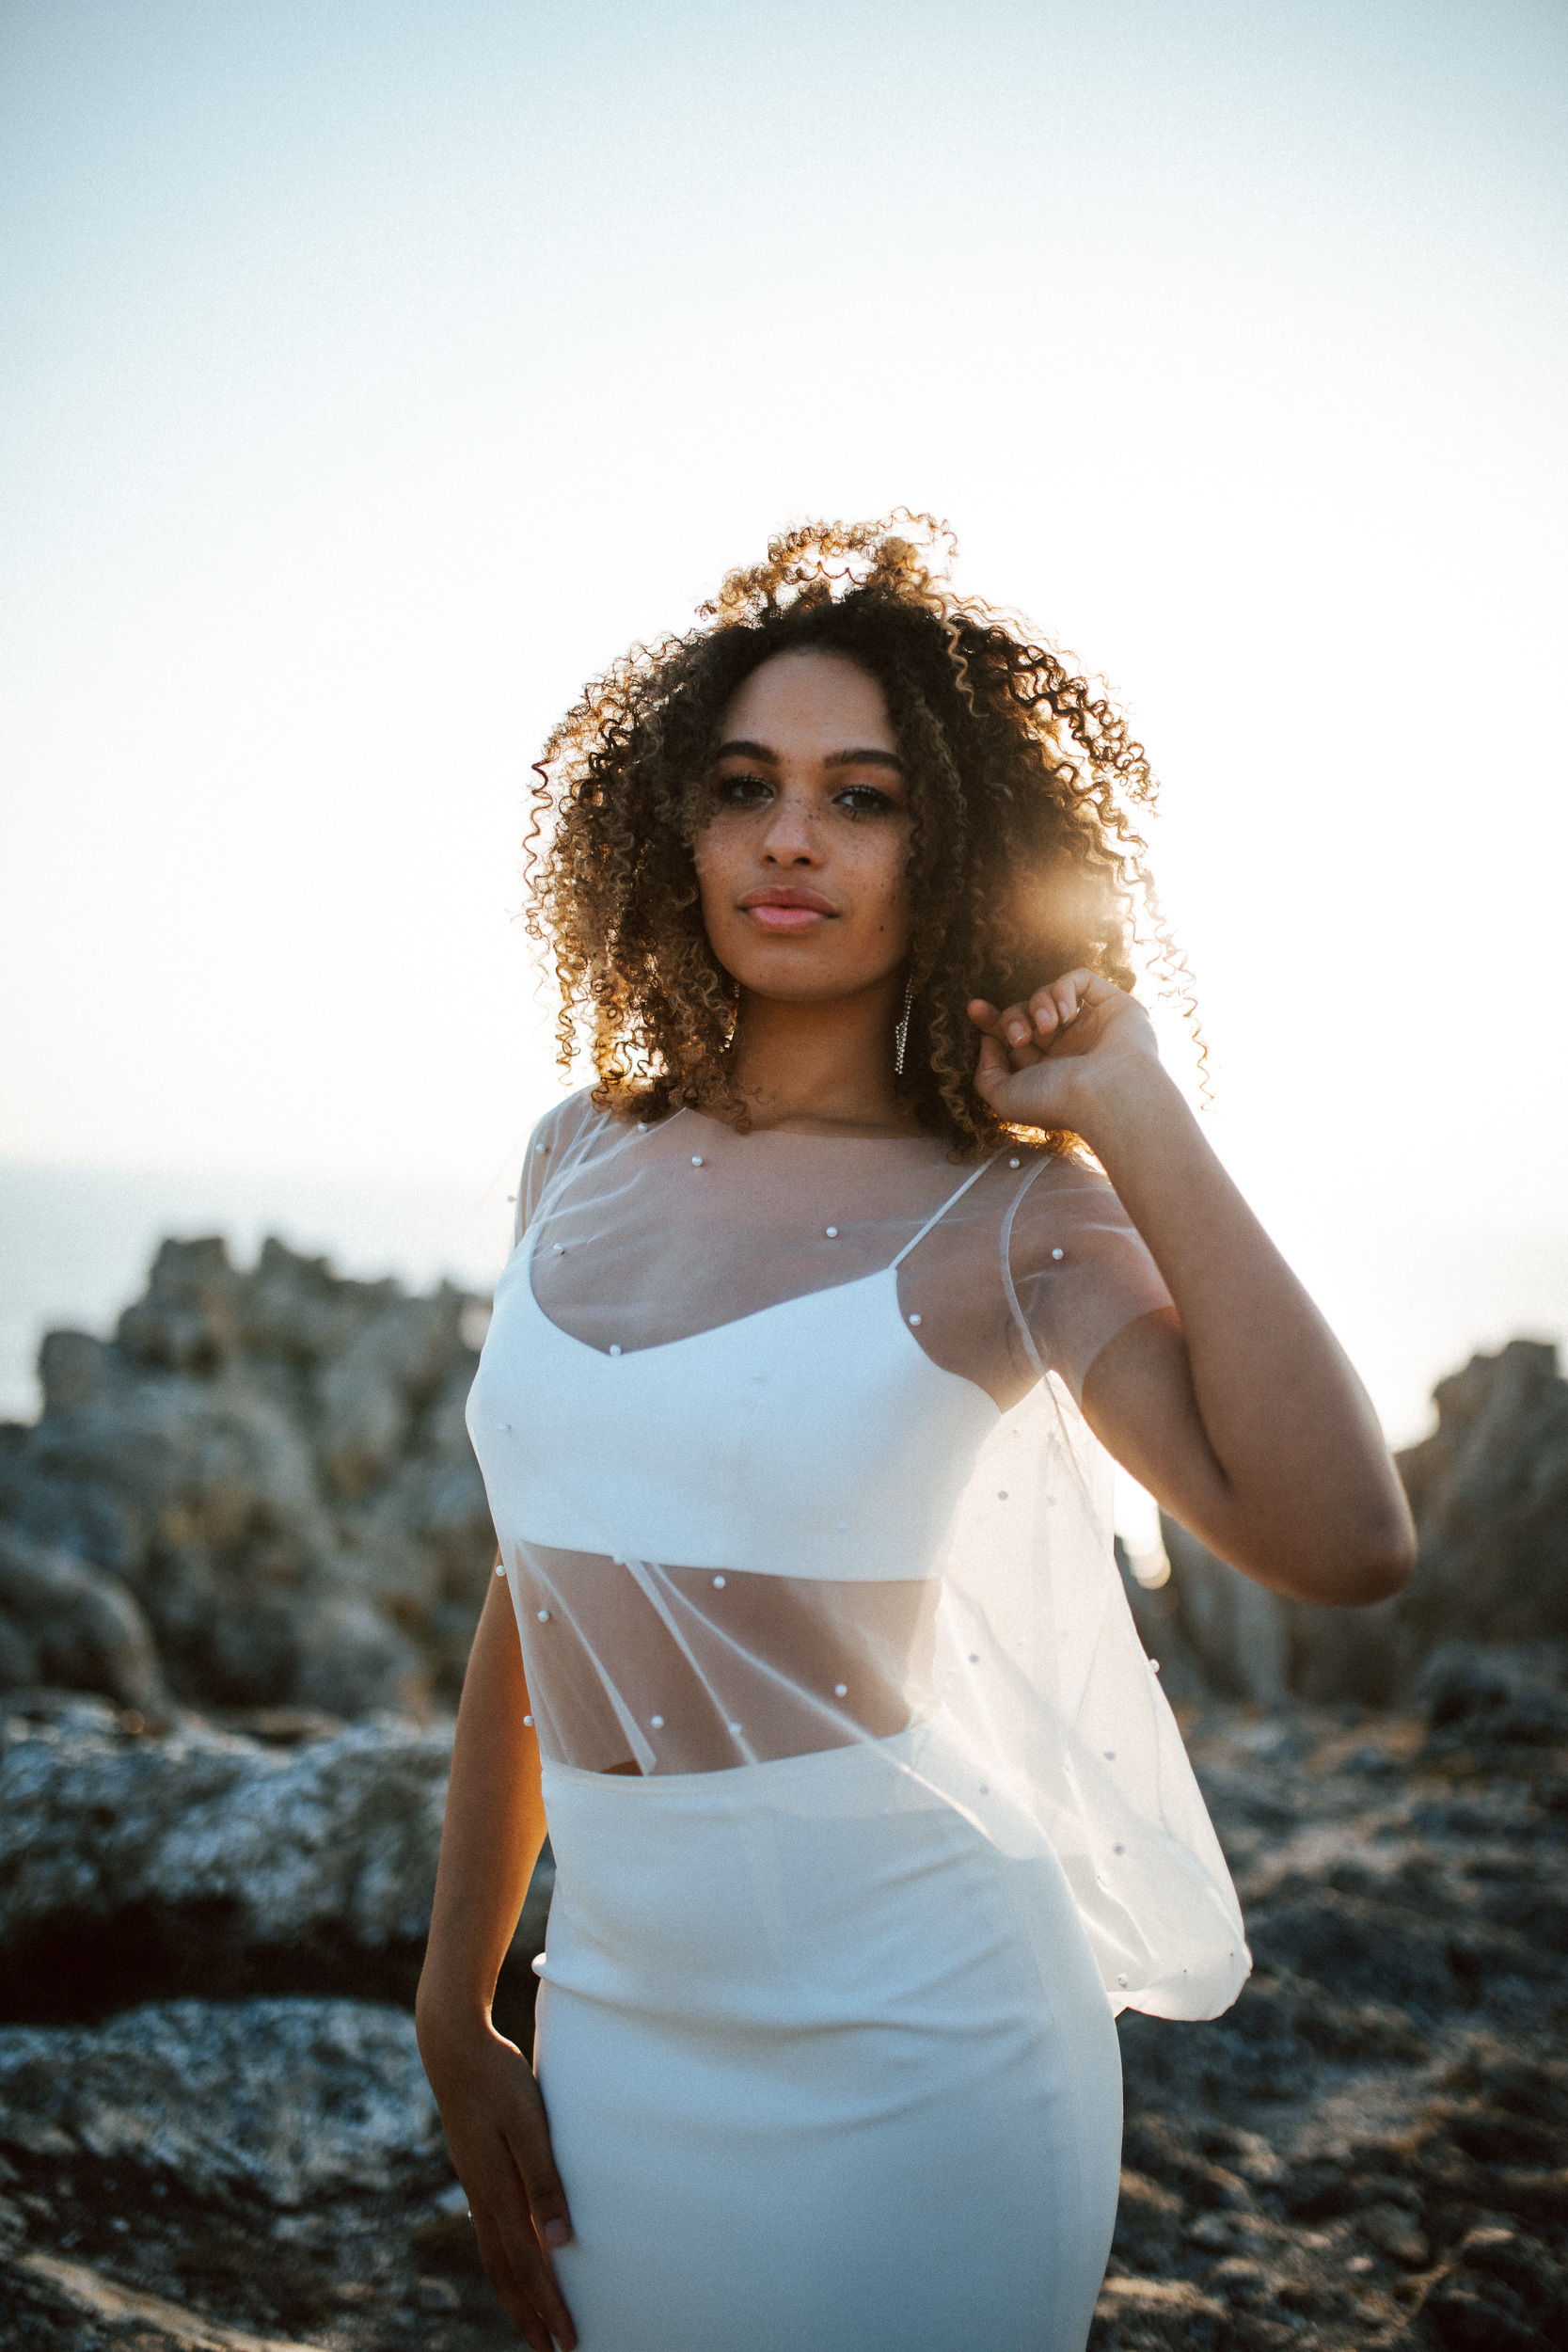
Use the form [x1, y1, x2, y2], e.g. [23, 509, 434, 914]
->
[715, 981, 919, 1138]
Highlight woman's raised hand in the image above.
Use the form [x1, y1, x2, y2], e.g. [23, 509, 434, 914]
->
[967, 969, 1158, 1136]
[421, 2019, 578, 2351]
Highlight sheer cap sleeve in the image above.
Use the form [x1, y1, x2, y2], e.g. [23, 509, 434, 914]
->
[516, 1089, 603, 1247]
[1006, 1154, 1174, 1405]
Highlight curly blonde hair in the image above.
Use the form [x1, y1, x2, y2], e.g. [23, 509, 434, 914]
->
[525, 513, 1198, 1150]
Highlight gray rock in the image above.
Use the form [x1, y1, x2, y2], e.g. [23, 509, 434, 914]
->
[0, 1614, 35, 1693]
[0, 1691, 550, 2034]
[316, 1295, 464, 1499]
[0, 1990, 515, 2351]
[0, 1698, 452, 2019]
[36, 1331, 119, 1419]
[1157, 1517, 1294, 1706]
[1415, 1639, 1568, 1760]
[0, 1995, 450, 2208]
[1153, 1338, 1568, 1708]
[0, 1530, 161, 1712]
[1396, 1337, 1568, 1654]
[116, 1237, 242, 1375]
[18, 1365, 427, 1714]
[0, 1235, 496, 1716]
[1101, 1672, 1568, 2351]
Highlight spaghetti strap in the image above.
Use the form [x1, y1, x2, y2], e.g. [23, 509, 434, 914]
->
[888, 1153, 1002, 1269]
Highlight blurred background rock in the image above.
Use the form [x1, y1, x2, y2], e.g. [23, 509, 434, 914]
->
[1122, 1337, 1568, 1711]
[0, 1236, 499, 1724]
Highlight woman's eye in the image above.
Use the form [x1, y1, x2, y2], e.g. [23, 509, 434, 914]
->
[712, 772, 899, 816]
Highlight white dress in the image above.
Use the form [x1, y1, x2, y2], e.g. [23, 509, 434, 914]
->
[467, 1097, 1249, 2352]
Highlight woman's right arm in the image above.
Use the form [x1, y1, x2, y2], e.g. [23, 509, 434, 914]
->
[416, 1572, 578, 2352]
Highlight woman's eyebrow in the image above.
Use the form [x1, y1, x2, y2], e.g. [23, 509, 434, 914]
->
[716, 739, 906, 774]
[823, 747, 906, 773]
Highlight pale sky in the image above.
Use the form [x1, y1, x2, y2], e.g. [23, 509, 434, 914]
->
[4, 0, 1565, 1268]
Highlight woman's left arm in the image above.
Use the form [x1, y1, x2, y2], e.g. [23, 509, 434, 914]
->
[970, 974, 1416, 1606]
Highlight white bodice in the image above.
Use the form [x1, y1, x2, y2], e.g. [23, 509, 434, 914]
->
[468, 1248, 999, 1581]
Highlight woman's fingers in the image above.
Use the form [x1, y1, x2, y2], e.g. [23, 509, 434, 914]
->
[478, 2170, 578, 2352]
[968, 997, 1043, 1057]
[504, 2099, 578, 2340]
[466, 2079, 578, 2347]
[528, 2158, 573, 2251]
[971, 970, 1144, 1123]
[1035, 968, 1110, 1032]
[423, 2027, 577, 2346]
[972, 1030, 1011, 1086]
[468, 2212, 536, 2346]
[970, 973, 1113, 1062]
[471, 2204, 570, 2352]
[504, 2091, 574, 2252]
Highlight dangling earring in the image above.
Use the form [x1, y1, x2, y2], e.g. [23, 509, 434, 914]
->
[894, 974, 915, 1077]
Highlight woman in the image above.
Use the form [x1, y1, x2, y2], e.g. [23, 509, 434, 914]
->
[416, 516, 1414, 2352]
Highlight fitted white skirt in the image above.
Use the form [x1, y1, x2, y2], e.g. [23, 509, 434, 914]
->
[533, 1713, 1122, 2352]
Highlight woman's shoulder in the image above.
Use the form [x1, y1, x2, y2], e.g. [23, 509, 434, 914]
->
[522, 1085, 672, 1185]
[515, 1087, 614, 1233]
[1002, 1136, 1114, 1202]
[526, 1084, 604, 1156]
[999, 1136, 1146, 1258]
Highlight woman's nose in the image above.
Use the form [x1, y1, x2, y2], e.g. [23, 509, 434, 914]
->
[759, 793, 822, 863]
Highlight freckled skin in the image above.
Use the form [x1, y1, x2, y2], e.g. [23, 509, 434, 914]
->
[689, 651, 922, 1141]
[695, 651, 913, 1010]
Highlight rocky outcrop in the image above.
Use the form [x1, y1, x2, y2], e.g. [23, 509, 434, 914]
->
[1096, 1646, 1568, 2349]
[0, 1687, 547, 2346]
[3, 1248, 1566, 2344]
[0, 1688, 548, 2033]
[0, 1693, 449, 2021]
[1151, 1339, 1568, 1708]
[1396, 1339, 1568, 1652]
[0, 1996, 506, 2351]
[0, 1996, 449, 2209]
[0, 1529, 162, 1712]
[0, 1237, 498, 1717]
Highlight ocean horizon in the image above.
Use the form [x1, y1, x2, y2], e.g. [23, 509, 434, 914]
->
[3, 1158, 1565, 1462]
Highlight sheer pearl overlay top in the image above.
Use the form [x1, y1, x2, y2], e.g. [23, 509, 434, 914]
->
[463, 1094, 1251, 2018]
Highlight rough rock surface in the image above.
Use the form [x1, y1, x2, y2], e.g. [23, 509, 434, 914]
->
[0, 1238, 498, 1715]
[0, 1688, 550, 2031]
[0, 1997, 450, 2208]
[0, 1693, 453, 2021]
[1148, 1339, 1568, 1708]
[1100, 1644, 1568, 2350]
[0, 1528, 163, 1712]
[0, 1997, 515, 2350]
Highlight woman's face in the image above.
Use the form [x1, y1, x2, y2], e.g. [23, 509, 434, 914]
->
[694, 650, 913, 1003]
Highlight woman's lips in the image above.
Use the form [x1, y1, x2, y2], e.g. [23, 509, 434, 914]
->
[737, 889, 838, 933]
[744, 903, 831, 932]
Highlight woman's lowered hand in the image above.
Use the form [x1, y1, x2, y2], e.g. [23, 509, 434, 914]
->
[418, 2014, 578, 2352]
